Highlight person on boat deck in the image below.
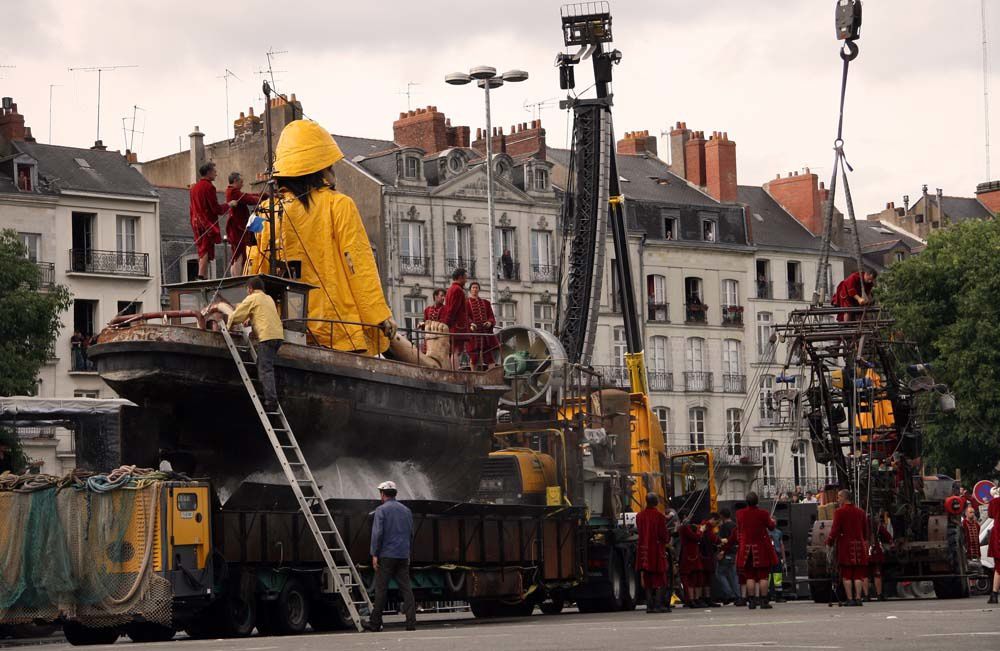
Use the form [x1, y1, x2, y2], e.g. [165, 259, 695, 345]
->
[247, 120, 396, 355]
[227, 276, 284, 412]
[439, 268, 471, 369]
[189, 161, 236, 280]
[225, 171, 264, 277]
[465, 281, 500, 370]
[831, 270, 876, 322]
[423, 288, 446, 325]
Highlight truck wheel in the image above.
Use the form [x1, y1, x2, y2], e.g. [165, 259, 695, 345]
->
[539, 598, 564, 615]
[273, 578, 310, 634]
[603, 551, 624, 611]
[469, 600, 497, 618]
[309, 598, 353, 631]
[125, 623, 175, 643]
[220, 593, 256, 637]
[933, 577, 968, 599]
[62, 622, 120, 646]
[620, 555, 637, 611]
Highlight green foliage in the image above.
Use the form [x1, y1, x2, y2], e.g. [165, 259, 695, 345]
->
[877, 219, 1000, 480]
[0, 426, 27, 473]
[0, 229, 72, 396]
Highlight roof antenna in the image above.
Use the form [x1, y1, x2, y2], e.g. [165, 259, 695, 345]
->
[981, 0, 992, 180]
[399, 81, 420, 110]
[218, 69, 241, 139]
[67, 64, 138, 143]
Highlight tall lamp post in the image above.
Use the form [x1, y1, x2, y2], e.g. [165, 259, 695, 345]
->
[445, 66, 528, 302]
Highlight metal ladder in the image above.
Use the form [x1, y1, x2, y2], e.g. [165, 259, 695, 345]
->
[219, 326, 373, 632]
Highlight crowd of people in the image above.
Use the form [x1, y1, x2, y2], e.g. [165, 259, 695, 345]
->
[420, 268, 501, 370]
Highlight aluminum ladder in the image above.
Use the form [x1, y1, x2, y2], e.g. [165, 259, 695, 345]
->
[220, 326, 373, 632]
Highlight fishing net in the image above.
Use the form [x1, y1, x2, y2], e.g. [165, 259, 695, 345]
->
[0, 480, 172, 628]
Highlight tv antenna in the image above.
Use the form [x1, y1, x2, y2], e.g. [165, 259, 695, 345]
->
[982, 0, 992, 180]
[523, 97, 559, 121]
[48, 83, 62, 143]
[120, 104, 145, 153]
[265, 47, 287, 90]
[399, 81, 420, 110]
[218, 68, 241, 138]
[67, 64, 138, 142]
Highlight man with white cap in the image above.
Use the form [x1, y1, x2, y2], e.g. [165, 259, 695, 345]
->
[363, 480, 416, 631]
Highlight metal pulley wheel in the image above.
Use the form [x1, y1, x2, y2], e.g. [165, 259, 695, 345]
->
[497, 326, 567, 406]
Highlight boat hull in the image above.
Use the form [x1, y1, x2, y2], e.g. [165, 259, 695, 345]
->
[88, 324, 505, 502]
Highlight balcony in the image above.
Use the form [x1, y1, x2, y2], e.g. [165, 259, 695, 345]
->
[667, 445, 763, 467]
[648, 371, 674, 392]
[594, 365, 630, 389]
[721, 304, 743, 326]
[787, 281, 805, 301]
[722, 374, 746, 393]
[683, 371, 713, 392]
[497, 261, 521, 281]
[69, 249, 149, 277]
[685, 302, 708, 323]
[531, 263, 559, 283]
[761, 477, 832, 499]
[756, 280, 773, 299]
[647, 301, 669, 323]
[445, 257, 475, 278]
[400, 255, 430, 276]
[36, 261, 55, 288]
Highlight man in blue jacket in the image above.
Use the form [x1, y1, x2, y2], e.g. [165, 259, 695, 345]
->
[363, 481, 416, 632]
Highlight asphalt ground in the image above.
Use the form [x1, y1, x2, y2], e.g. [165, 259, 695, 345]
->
[3, 598, 999, 651]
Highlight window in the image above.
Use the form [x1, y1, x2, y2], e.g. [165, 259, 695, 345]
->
[71, 212, 95, 263]
[653, 407, 670, 438]
[757, 312, 773, 359]
[18, 232, 40, 262]
[612, 326, 627, 367]
[759, 375, 775, 423]
[824, 462, 837, 486]
[400, 221, 424, 258]
[701, 218, 716, 242]
[403, 155, 420, 179]
[609, 259, 621, 312]
[685, 337, 704, 372]
[647, 274, 668, 321]
[448, 153, 465, 174]
[649, 336, 669, 373]
[185, 258, 200, 282]
[402, 296, 425, 340]
[756, 259, 771, 298]
[688, 407, 706, 450]
[684, 277, 703, 304]
[722, 339, 741, 375]
[533, 303, 554, 332]
[497, 302, 517, 329]
[117, 301, 141, 316]
[894, 251, 905, 263]
[726, 408, 742, 455]
[15, 163, 34, 191]
[722, 279, 739, 306]
[792, 439, 808, 486]
[74, 389, 99, 399]
[787, 261, 803, 300]
[530, 230, 552, 267]
[116, 216, 139, 254]
[533, 167, 549, 191]
[495, 159, 511, 179]
[663, 213, 678, 240]
[762, 439, 777, 495]
[495, 227, 516, 260]
[446, 223, 472, 264]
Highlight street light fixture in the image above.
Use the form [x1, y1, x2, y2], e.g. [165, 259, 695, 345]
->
[445, 66, 529, 303]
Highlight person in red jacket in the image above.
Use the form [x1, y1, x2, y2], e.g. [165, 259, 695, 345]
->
[636, 493, 671, 614]
[465, 281, 500, 369]
[224, 171, 263, 277]
[826, 489, 870, 606]
[867, 510, 893, 601]
[699, 513, 722, 608]
[677, 514, 704, 608]
[831, 270, 876, 322]
[962, 502, 981, 563]
[189, 162, 233, 280]
[987, 487, 1000, 604]
[736, 492, 778, 609]
[438, 268, 471, 369]
[423, 289, 446, 324]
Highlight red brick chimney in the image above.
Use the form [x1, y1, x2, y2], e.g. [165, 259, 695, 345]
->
[393, 106, 469, 155]
[669, 121, 690, 178]
[976, 180, 1000, 214]
[471, 126, 507, 158]
[684, 131, 707, 187]
[502, 120, 547, 160]
[705, 131, 737, 202]
[764, 168, 824, 234]
[617, 129, 657, 157]
[0, 99, 33, 142]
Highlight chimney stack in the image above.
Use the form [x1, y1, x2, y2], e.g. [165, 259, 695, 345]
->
[189, 126, 206, 185]
[0, 99, 31, 143]
[669, 121, 690, 178]
[393, 105, 470, 155]
[504, 120, 547, 160]
[90, 140, 107, 151]
[616, 129, 657, 157]
[976, 180, 1000, 214]
[763, 168, 824, 235]
[705, 131, 737, 202]
[684, 130, 707, 187]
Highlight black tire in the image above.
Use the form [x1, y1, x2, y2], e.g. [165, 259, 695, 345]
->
[603, 551, 624, 611]
[219, 593, 256, 637]
[933, 577, 968, 600]
[62, 622, 120, 646]
[469, 599, 497, 618]
[495, 600, 533, 617]
[272, 578, 310, 635]
[620, 553, 638, 611]
[309, 598, 353, 631]
[125, 623, 175, 643]
[539, 598, 565, 615]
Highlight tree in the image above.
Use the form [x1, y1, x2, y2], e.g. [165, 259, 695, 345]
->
[0, 426, 27, 473]
[877, 219, 1000, 480]
[0, 229, 72, 396]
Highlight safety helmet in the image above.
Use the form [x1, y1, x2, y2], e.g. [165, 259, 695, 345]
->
[377, 480, 397, 492]
[273, 119, 344, 177]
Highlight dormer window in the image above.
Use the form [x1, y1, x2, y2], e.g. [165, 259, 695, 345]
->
[15, 163, 35, 192]
[403, 155, 421, 180]
[448, 153, 465, 175]
[495, 158, 511, 180]
[533, 167, 549, 191]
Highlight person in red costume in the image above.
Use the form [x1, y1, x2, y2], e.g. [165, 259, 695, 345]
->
[736, 491, 778, 610]
[831, 270, 876, 322]
[438, 268, 471, 369]
[189, 161, 233, 280]
[698, 513, 722, 608]
[224, 171, 263, 277]
[826, 489, 870, 606]
[962, 502, 981, 563]
[987, 486, 1000, 604]
[677, 513, 704, 608]
[423, 289, 446, 324]
[867, 510, 893, 601]
[636, 492, 671, 614]
[465, 281, 500, 370]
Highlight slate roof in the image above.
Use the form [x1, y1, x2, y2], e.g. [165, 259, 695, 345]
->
[332, 133, 396, 161]
[940, 195, 992, 222]
[156, 185, 226, 238]
[737, 185, 824, 251]
[13, 141, 156, 198]
[855, 220, 924, 254]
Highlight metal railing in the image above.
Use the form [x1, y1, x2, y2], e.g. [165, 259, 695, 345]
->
[721, 304, 743, 326]
[69, 248, 149, 276]
[722, 374, 746, 393]
[399, 255, 430, 276]
[531, 263, 558, 282]
[497, 261, 521, 281]
[36, 261, 55, 287]
[647, 301, 669, 322]
[787, 281, 804, 300]
[593, 365, 630, 389]
[756, 280, 773, 299]
[666, 444, 763, 466]
[445, 258, 475, 278]
[761, 477, 831, 499]
[648, 371, 673, 392]
[683, 371, 713, 392]
[685, 302, 708, 323]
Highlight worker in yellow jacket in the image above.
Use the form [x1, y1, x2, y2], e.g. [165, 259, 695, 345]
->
[228, 276, 284, 411]
[247, 119, 396, 355]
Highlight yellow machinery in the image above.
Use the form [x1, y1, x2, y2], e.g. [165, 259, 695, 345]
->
[667, 448, 719, 519]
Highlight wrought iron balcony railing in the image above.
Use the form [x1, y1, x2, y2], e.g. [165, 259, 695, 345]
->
[722, 374, 746, 393]
[787, 281, 805, 301]
[647, 301, 669, 322]
[648, 371, 674, 392]
[497, 260, 521, 281]
[399, 255, 430, 276]
[685, 302, 708, 323]
[69, 249, 149, 277]
[594, 365, 630, 389]
[666, 444, 763, 467]
[445, 257, 475, 278]
[531, 263, 559, 283]
[36, 261, 55, 288]
[721, 304, 743, 326]
[756, 280, 773, 299]
[684, 371, 713, 392]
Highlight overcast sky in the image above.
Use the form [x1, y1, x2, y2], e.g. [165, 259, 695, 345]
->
[2, 0, 997, 214]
